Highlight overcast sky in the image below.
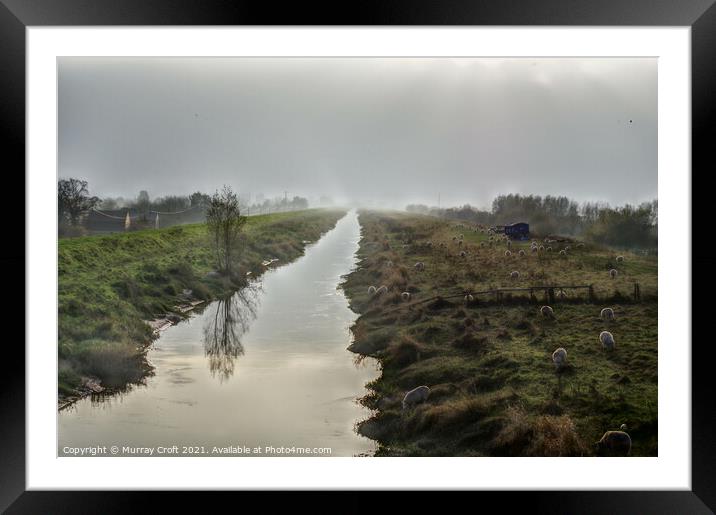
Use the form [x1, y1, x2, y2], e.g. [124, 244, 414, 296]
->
[58, 57, 656, 209]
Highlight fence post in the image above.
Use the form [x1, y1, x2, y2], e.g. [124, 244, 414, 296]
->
[548, 288, 555, 305]
[588, 284, 595, 303]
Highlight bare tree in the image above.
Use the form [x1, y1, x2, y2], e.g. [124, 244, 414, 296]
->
[206, 185, 247, 274]
[58, 178, 100, 225]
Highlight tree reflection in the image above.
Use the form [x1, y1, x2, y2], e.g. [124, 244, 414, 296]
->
[203, 283, 261, 382]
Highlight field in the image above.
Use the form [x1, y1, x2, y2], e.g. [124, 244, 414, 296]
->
[342, 210, 658, 456]
[58, 209, 346, 399]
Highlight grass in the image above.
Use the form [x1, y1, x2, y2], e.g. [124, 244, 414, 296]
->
[343, 210, 658, 456]
[58, 209, 346, 397]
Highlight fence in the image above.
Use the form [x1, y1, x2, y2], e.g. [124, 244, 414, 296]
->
[375, 282, 644, 316]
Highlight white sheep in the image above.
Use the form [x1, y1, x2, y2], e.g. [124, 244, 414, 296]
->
[401, 291, 411, 302]
[518, 250, 526, 257]
[540, 305, 555, 319]
[479, 242, 486, 248]
[402, 385, 431, 410]
[414, 262, 425, 271]
[609, 268, 618, 279]
[559, 249, 567, 256]
[546, 247, 553, 252]
[599, 330, 615, 350]
[552, 347, 567, 369]
[459, 250, 467, 258]
[595, 430, 632, 456]
[458, 234, 464, 240]
[506, 240, 512, 248]
[368, 286, 377, 295]
[458, 240, 463, 246]
[556, 290, 567, 299]
[531, 246, 538, 253]
[565, 245, 571, 251]
[600, 307, 615, 321]
[385, 260, 394, 268]
[539, 245, 545, 252]
[505, 250, 512, 257]
[464, 294, 474, 303]
[616, 255, 624, 263]
[510, 270, 520, 280]
[376, 285, 389, 295]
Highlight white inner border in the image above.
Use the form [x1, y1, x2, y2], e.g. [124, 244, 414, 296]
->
[27, 27, 690, 490]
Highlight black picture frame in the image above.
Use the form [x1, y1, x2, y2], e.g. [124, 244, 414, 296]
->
[2, 1, 712, 512]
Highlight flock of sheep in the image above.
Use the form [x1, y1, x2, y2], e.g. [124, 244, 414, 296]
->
[364, 221, 633, 455]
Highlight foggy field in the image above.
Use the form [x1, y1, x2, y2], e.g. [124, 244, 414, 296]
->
[58, 209, 345, 400]
[343, 211, 657, 456]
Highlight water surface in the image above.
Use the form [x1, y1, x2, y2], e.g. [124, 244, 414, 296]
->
[58, 211, 378, 457]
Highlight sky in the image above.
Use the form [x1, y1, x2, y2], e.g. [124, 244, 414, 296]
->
[58, 57, 657, 210]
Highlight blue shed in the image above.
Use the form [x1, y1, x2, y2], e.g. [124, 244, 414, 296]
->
[504, 222, 530, 240]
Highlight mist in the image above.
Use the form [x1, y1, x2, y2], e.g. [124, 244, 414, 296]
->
[58, 57, 657, 209]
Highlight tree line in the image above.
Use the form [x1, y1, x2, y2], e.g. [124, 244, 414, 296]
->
[58, 178, 310, 226]
[406, 194, 658, 250]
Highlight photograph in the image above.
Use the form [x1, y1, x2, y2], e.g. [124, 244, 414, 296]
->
[56, 56, 658, 458]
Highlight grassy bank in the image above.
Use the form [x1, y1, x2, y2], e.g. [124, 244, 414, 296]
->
[58, 208, 346, 398]
[343, 210, 657, 456]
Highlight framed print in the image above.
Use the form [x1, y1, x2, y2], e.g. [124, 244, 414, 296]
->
[2, 0, 713, 512]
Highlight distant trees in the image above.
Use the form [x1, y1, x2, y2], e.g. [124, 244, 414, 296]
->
[247, 195, 309, 214]
[206, 185, 247, 274]
[136, 190, 151, 213]
[58, 178, 100, 225]
[407, 193, 658, 250]
[190, 191, 212, 208]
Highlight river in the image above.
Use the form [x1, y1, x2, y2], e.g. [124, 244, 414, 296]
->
[58, 211, 379, 457]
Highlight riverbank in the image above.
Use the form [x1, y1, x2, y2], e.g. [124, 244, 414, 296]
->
[58, 209, 346, 404]
[342, 210, 658, 456]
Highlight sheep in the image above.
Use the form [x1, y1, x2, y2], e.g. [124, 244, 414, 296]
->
[609, 268, 618, 279]
[556, 289, 567, 299]
[531, 245, 538, 253]
[546, 246, 553, 252]
[459, 250, 467, 258]
[385, 260, 394, 268]
[518, 250, 526, 257]
[616, 255, 624, 263]
[426, 241, 433, 248]
[600, 307, 615, 321]
[414, 261, 425, 271]
[540, 305, 555, 319]
[505, 250, 512, 257]
[506, 240, 512, 248]
[402, 385, 431, 410]
[595, 430, 632, 456]
[599, 330, 615, 350]
[368, 285, 377, 295]
[464, 294, 474, 303]
[401, 291, 411, 302]
[458, 240, 464, 246]
[559, 249, 567, 256]
[552, 347, 567, 369]
[376, 285, 389, 295]
[479, 242, 486, 248]
[458, 234, 464, 240]
[539, 245, 545, 252]
[510, 270, 520, 280]
[565, 245, 571, 251]
[576, 243, 585, 248]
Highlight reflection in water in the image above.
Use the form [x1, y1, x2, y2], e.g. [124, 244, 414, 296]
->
[59, 211, 380, 456]
[203, 283, 261, 382]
